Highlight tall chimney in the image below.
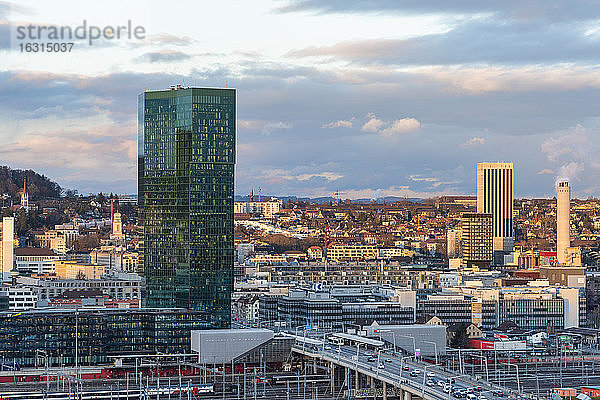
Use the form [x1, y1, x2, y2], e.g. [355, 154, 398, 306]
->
[556, 181, 570, 265]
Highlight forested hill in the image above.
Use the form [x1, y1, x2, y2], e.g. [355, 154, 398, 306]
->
[0, 166, 62, 200]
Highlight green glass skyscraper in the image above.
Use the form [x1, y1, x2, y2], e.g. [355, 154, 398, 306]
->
[138, 85, 235, 328]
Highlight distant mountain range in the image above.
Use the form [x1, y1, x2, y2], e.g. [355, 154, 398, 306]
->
[234, 195, 424, 204]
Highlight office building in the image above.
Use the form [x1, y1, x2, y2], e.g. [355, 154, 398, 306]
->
[0, 308, 209, 367]
[54, 260, 105, 280]
[556, 180, 570, 265]
[138, 85, 235, 327]
[461, 213, 493, 268]
[14, 248, 58, 275]
[447, 228, 461, 258]
[1, 217, 14, 281]
[476, 162, 514, 252]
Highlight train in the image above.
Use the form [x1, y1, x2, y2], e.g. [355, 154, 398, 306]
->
[0, 365, 205, 384]
[0, 384, 214, 399]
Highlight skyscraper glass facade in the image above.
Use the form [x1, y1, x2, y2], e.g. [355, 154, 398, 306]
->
[138, 87, 235, 328]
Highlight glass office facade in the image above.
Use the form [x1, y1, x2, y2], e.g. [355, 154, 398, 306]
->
[139, 87, 235, 328]
[0, 309, 209, 367]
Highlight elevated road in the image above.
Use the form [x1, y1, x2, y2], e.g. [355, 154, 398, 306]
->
[292, 337, 528, 400]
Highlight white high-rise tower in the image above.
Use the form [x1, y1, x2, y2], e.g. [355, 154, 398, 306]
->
[1, 217, 14, 281]
[556, 180, 570, 265]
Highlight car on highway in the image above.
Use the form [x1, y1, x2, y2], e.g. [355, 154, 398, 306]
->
[410, 370, 419, 377]
[367, 356, 377, 362]
[378, 363, 385, 369]
[474, 386, 483, 392]
[413, 369, 421, 374]
[427, 371, 435, 377]
[437, 381, 445, 388]
[403, 365, 410, 371]
[385, 358, 393, 362]
[479, 396, 488, 400]
[427, 379, 435, 386]
[492, 390, 504, 397]
[467, 393, 478, 400]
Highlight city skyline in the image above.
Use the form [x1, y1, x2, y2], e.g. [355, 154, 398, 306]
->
[1, 1, 599, 199]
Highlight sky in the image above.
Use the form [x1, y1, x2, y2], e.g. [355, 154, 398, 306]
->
[1, 0, 600, 199]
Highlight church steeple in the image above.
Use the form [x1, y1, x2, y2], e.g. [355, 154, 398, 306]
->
[20, 177, 29, 212]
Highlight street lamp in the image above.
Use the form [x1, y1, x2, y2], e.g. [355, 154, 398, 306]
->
[397, 335, 416, 359]
[378, 329, 397, 355]
[399, 355, 411, 376]
[506, 361, 521, 394]
[423, 340, 439, 365]
[355, 343, 362, 372]
[422, 364, 430, 398]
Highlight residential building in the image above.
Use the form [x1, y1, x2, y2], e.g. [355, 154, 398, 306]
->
[327, 244, 378, 262]
[461, 213, 493, 268]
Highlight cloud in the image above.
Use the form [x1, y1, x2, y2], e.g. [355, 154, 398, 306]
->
[238, 119, 293, 134]
[537, 168, 554, 175]
[322, 118, 354, 128]
[296, 172, 343, 182]
[541, 124, 600, 183]
[258, 169, 343, 184]
[556, 162, 585, 183]
[371, 188, 384, 200]
[149, 33, 195, 46]
[541, 124, 589, 162]
[409, 174, 460, 188]
[275, 1, 600, 24]
[361, 113, 420, 136]
[460, 136, 485, 148]
[380, 118, 421, 136]
[140, 50, 192, 63]
[361, 113, 386, 132]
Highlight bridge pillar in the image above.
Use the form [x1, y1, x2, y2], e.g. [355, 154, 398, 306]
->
[370, 375, 375, 396]
[404, 389, 412, 400]
[313, 358, 317, 374]
[355, 369, 359, 390]
[383, 381, 388, 400]
[330, 362, 334, 393]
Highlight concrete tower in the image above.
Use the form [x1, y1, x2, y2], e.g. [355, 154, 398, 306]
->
[556, 180, 570, 265]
